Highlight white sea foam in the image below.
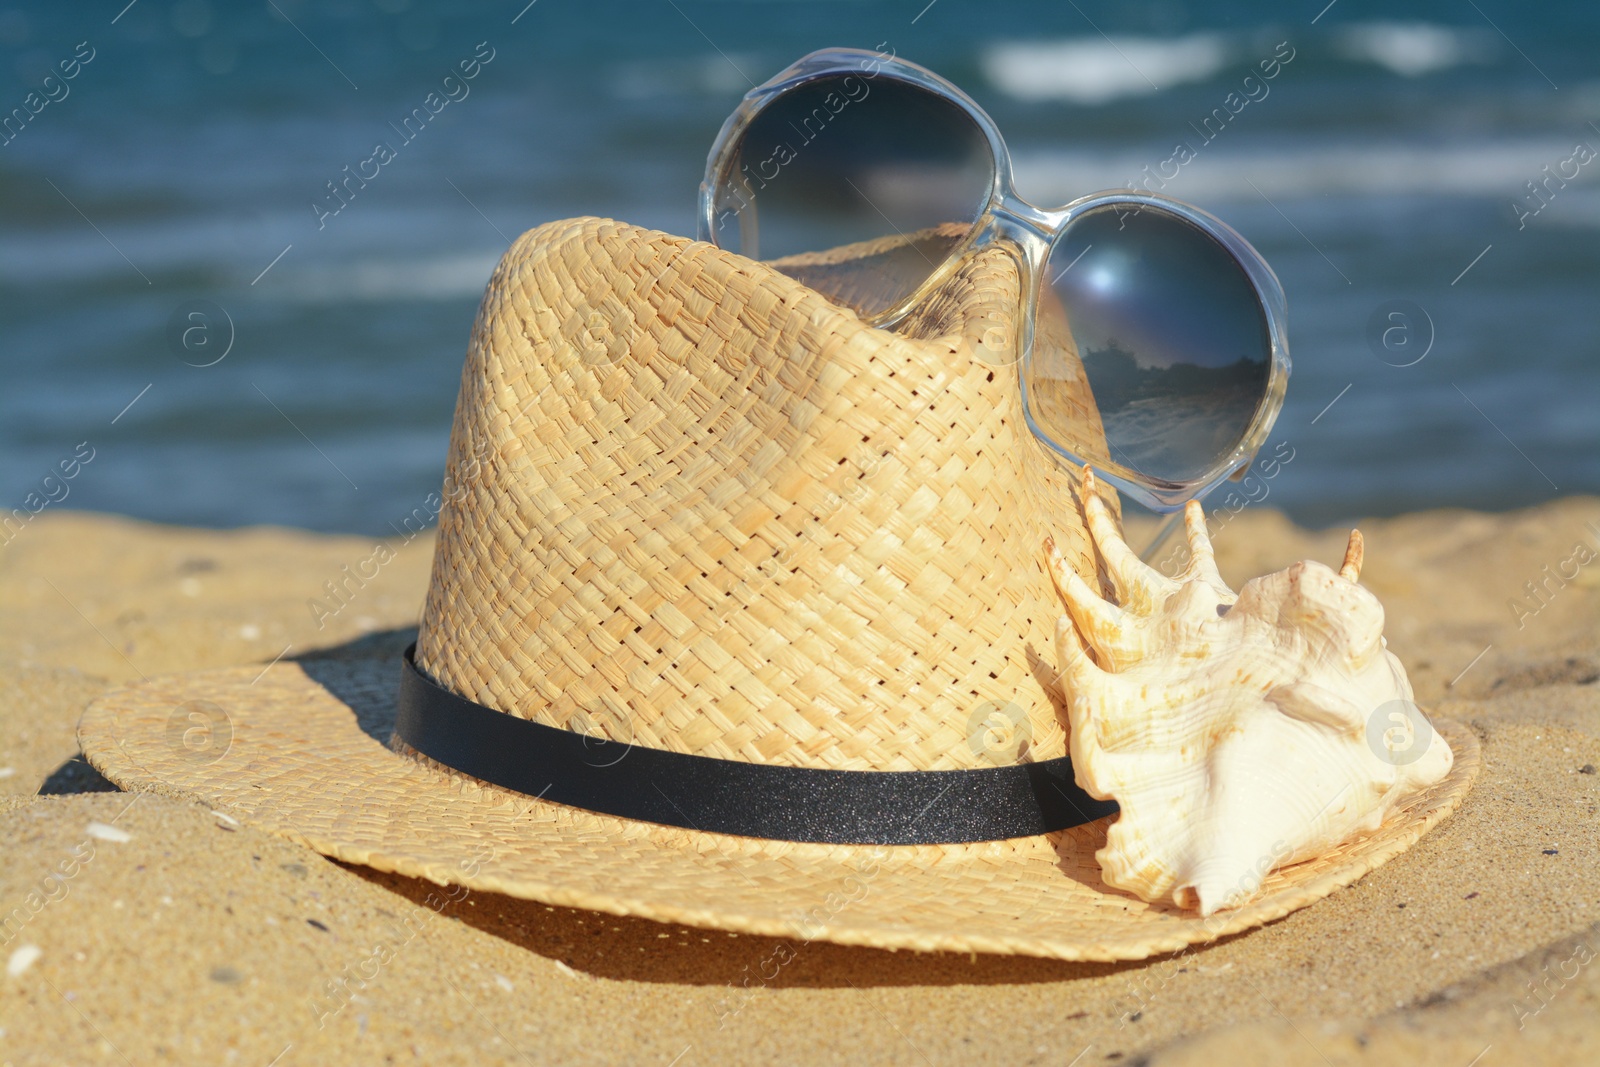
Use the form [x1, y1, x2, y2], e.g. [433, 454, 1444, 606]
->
[981, 34, 1231, 105]
[1540, 190, 1600, 227]
[610, 54, 760, 99]
[270, 251, 503, 303]
[1008, 139, 1599, 205]
[1333, 22, 1498, 78]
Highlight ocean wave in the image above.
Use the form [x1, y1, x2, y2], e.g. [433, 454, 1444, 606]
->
[1539, 190, 1600, 228]
[981, 34, 1230, 105]
[0, 224, 504, 299]
[1009, 139, 1600, 204]
[609, 54, 762, 100]
[268, 252, 503, 303]
[1332, 22, 1498, 78]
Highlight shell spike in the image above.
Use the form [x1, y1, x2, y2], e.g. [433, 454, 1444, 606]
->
[1052, 613, 1105, 695]
[1180, 498, 1229, 593]
[1045, 536, 1136, 668]
[1079, 466, 1176, 610]
[1339, 529, 1364, 583]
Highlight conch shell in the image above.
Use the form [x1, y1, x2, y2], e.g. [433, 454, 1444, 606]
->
[1045, 469, 1454, 916]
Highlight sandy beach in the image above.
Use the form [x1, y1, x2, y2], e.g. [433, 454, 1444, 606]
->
[2, 500, 1597, 1065]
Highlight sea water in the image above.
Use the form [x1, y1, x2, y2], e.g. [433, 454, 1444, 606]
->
[1, 0, 1596, 534]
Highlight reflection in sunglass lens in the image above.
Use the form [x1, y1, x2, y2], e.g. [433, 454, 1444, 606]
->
[1031, 205, 1273, 486]
[712, 72, 994, 319]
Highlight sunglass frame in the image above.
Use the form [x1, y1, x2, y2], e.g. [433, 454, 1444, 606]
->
[698, 47, 1291, 512]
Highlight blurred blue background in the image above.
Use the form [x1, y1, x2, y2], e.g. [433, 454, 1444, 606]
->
[1, 0, 1597, 534]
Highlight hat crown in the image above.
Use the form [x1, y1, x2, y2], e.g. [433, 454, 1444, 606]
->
[415, 218, 1105, 773]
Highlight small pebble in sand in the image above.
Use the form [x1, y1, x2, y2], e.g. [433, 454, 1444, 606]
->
[494, 974, 513, 992]
[0, 767, 15, 779]
[1580, 764, 1596, 775]
[239, 624, 262, 640]
[7, 945, 42, 977]
[85, 821, 131, 843]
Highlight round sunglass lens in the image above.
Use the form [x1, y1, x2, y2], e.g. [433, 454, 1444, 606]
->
[1034, 205, 1273, 487]
[712, 71, 995, 319]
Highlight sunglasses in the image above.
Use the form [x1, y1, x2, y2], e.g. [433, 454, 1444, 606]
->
[697, 48, 1290, 513]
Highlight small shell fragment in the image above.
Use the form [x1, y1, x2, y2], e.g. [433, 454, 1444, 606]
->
[7, 945, 42, 977]
[85, 821, 132, 843]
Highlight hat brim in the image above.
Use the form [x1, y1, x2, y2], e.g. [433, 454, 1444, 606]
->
[78, 654, 1480, 961]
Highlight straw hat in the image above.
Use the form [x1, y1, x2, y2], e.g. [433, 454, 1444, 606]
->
[78, 217, 1478, 960]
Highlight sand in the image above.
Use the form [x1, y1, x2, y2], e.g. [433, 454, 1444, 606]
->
[1, 501, 1597, 1065]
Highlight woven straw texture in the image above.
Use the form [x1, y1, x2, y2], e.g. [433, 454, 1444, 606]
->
[78, 218, 1481, 959]
[78, 658, 1479, 961]
[767, 221, 979, 319]
[768, 222, 1115, 470]
[415, 217, 1109, 773]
